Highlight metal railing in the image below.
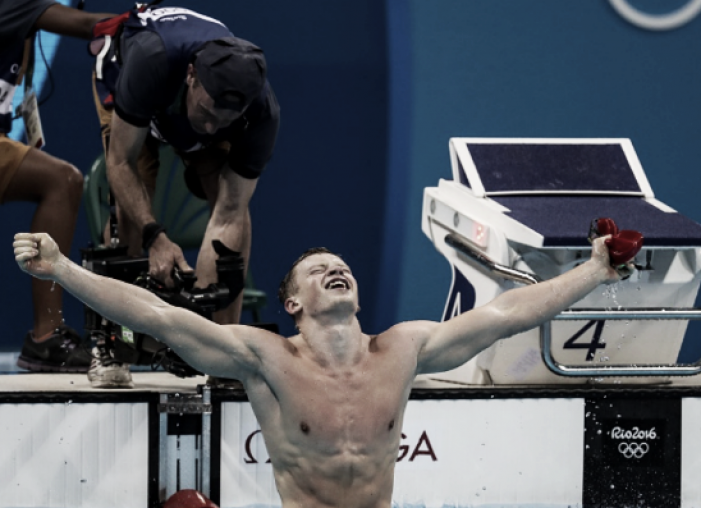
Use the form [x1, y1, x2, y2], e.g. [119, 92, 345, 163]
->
[444, 232, 701, 377]
[543, 310, 701, 377]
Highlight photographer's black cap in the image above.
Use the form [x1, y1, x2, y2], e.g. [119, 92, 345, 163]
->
[194, 37, 267, 110]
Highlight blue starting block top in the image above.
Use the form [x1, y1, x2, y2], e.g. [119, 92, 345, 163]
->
[449, 138, 701, 248]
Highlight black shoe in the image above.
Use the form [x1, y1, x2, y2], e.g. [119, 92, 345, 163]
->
[17, 325, 92, 373]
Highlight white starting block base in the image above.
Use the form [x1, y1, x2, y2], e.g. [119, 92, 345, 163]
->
[2, 373, 701, 507]
[423, 138, 701, 386]
[429, 245, 701, 386]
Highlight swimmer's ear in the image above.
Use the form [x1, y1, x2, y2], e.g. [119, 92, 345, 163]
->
[285, 297, 301, 317]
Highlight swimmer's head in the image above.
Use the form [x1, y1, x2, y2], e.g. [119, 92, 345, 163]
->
[278, 248, 359, 324]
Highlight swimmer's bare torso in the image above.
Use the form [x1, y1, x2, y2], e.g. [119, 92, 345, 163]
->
[236, 322, 428, 508]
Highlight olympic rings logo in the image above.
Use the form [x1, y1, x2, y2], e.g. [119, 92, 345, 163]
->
[618, 441, 650, 459]
[609, 0, 701, 31]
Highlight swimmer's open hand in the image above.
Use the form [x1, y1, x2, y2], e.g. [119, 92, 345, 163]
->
[13, 233, 61, 280]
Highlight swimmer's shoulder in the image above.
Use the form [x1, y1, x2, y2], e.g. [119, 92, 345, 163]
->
[223, 324, 299, 354]
[371, 320, 439, 348]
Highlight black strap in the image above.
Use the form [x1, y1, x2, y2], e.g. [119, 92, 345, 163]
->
[142, 222, 166, 251]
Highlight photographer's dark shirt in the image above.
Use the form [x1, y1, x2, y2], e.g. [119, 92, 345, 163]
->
[111, 9, 279, 180]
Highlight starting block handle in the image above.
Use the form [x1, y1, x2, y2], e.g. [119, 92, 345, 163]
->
[444, 233, 542, 285]
[542, 309, 701, 377]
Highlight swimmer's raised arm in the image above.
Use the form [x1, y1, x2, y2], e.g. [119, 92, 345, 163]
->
[414, 236, 626, 375]
[13, 233, 268, 377]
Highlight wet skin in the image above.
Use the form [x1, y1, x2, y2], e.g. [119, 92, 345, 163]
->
[244, 326, 419, 507]
[13, 237, 621, 508]
[237, 254, 422, 507]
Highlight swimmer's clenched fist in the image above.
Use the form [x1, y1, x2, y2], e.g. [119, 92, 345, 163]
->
[14, 233, 62, 280]
[591, 235, 635, 283]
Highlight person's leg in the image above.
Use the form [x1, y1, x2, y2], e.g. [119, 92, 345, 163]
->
[2, 143, 83, 337]
[0, 135, 90, 372]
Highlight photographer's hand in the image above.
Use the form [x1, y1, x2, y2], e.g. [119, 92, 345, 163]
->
[149, 233, 193, 287]
[14, 233, 63, 280]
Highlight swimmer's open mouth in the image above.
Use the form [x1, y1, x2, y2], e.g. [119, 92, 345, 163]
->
[325, 278, 350, 290]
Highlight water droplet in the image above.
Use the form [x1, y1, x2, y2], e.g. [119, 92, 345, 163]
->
[50, 281, 56, 292]
[597, 430, 602, 435]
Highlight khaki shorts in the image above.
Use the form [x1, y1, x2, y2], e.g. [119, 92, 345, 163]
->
[0, 133, 31, 203]
[91, 74, 228, 200]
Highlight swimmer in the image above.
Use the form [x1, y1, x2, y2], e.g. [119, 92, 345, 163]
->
[14, 232, 631, 507]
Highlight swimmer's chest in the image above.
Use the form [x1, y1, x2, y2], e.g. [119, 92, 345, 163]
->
[271, 350, 413, 444]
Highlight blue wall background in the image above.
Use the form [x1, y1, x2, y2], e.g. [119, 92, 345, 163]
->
[387, 0, 701, 361]
[3, 0, 701, 361]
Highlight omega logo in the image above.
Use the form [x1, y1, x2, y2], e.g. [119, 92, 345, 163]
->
[242, 429, 438, 464]
[243, 430, 271, 464]
[609, 0, 701, 31]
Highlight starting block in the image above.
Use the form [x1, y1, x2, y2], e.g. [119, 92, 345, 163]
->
[422, 138, 701, 385]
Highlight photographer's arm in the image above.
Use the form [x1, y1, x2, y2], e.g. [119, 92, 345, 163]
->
[106, 114, 156, 234]
[107, 114, 192, 285]
[14, 233, 265, 377]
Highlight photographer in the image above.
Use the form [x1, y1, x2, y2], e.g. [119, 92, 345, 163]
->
[89, 6, 280, 387]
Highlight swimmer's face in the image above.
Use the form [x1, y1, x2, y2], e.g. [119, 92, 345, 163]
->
[185, 64, 244, 135]
[285, 253, 359, 320]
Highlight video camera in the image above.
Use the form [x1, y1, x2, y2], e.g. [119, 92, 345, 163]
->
[81, 240, 246, 378]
